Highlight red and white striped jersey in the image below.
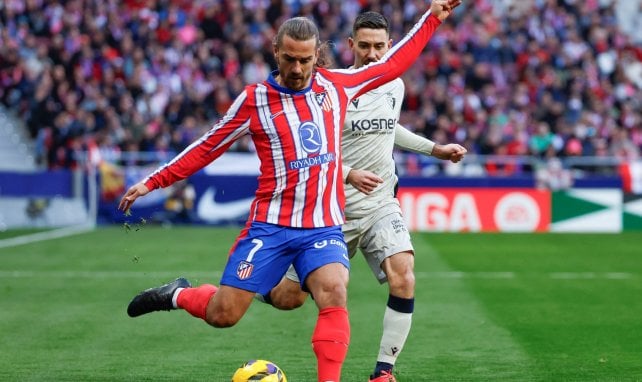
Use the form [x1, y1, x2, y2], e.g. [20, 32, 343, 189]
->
[143, 11, 441, 228]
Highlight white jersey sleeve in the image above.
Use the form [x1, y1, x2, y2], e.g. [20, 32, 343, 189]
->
[342, 78, 405, 218]
[394, 124, 435, 155]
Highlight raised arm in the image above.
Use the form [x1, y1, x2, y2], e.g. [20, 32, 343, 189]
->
[330, 0, 462, 100]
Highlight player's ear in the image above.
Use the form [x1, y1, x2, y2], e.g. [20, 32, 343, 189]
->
[348, 37, 355, 50]
[387, 39, 393, 49]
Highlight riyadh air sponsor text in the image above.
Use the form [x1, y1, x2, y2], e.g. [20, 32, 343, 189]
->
[289, 152, 335, 170]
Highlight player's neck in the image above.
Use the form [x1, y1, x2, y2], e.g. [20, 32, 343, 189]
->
[274, 74, 284, 87]
[274, 74, 313, 91]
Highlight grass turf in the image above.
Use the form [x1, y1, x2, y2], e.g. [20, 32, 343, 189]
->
[0, 227, 640, 381]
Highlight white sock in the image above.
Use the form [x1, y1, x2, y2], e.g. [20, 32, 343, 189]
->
[377, 306, 412, 364]
[171, 287, 185, 309]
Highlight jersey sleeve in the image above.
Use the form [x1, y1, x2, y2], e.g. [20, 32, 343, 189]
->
[342, 164, 352, 183]
[329, 10, 441, 101]
[394, 124, 435, 156]
[143, 91, 252, 190]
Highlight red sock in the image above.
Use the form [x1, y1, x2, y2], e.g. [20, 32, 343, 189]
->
[176, 284, 217, 320]
[311, 307, 350, 382]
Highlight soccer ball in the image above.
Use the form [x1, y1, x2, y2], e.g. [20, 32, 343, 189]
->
[231, 359, 287, 382]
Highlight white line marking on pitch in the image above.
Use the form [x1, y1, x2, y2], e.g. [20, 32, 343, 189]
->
[0, 270, 222, 279]
[415, 271, 633, 280]
[0, 224, 94, 249]
[549, 272, 632, 279]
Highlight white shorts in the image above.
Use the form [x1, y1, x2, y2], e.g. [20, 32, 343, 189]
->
[284, 203, 413, 284]
[343, 203, 414, 283]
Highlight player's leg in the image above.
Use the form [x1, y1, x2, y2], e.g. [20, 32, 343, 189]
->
[372, 251, 414, 381]
[306, 262, 350, 382]
[360, 209, 415, 381]
[305, 262, 349, 309]
[203, 285, 255, 327]
[127, 277, 194, 317]
[257, 215, 361, 312]
[261, 218, 362, 311]
[200, 222, 297, 326]
[267, 276, 309, 310]
[294, 226, 351, 382]
[258, 265, 309, 310]
[128, 222, 293, 329]
[129, 280, 255, 328]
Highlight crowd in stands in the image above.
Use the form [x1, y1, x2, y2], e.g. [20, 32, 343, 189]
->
[1, 0, 641, 176]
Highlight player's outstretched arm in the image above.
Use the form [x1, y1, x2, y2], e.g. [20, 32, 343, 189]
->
[118, 182, 150, 212]
[394, 124, 467, 163]
[395, 124, 436, 156]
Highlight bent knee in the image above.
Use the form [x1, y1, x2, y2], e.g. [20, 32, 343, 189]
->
[312, 281, 347, 306]
[388, 271, 415, 294]
[270, 282, 308, 310]
[272, 294, 306, 310]
[205, 310, 241, 328]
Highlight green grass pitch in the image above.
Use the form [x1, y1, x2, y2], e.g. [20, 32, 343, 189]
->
[1, 227, 641, 381]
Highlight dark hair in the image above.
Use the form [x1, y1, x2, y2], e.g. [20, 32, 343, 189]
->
[275, 17, 320, 48]
[315, 41, 335, 69]
[352, 11, 390, 37]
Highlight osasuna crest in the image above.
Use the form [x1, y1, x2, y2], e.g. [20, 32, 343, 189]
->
[237, 261, 254, 280]
[315, 91, 333, 111]
[386, 92, 396, 110]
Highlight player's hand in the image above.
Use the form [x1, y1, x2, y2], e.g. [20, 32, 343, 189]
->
[431, 0, 463, 21]
[346, 169, 384, 195]
[118, 182, 150, 212]
[432, 143, 467, 163]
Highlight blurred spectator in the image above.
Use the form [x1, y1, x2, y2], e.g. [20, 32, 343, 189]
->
[159, 179, 197, 224]
[535, 157, 573, 190]
[0, 0, 640, 175]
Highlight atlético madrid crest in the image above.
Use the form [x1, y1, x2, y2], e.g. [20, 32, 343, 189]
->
[315, 92, 333, 111]
[237, 261, 254, 280]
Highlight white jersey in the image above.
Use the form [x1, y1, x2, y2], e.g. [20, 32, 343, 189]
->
[342, 78, 404, 219]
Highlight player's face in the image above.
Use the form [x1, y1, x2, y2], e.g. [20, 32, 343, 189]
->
[274, 35, 318, 91]
[349, 28, 392, 69]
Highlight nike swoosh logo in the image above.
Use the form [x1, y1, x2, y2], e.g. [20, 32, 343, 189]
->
[270, 110, 285, 119]
[196, 187, 254, 223]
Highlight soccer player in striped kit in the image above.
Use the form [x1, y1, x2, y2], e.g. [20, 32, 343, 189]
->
[260, 10, 467, 382]
[119, 1, 461, 381]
